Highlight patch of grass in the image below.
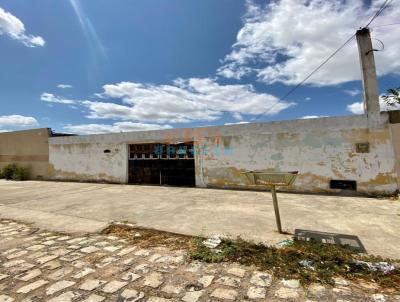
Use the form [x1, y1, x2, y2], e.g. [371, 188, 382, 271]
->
[102, 224, 196, 250]
[189, 237, 400, 289]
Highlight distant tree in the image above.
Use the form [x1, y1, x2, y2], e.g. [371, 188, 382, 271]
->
[382, 87, 400, 106]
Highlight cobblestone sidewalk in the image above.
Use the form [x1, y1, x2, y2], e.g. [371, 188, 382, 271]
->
[0, 220, 398, 302]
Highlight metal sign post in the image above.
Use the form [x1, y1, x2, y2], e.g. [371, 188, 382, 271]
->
[270, 185, 282, 233]
[244, 171, 298, 234]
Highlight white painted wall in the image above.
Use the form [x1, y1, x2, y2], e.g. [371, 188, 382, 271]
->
[49, 142, 128, 183]
[390, 123, 400, 189]
[196, 126, 396, 194]
[49, 114, 398, 195]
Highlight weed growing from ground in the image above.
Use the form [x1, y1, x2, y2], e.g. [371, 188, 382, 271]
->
[105, 224, 400, 290]
[189, 237, 400, 289]
[1, 164, 28, 180]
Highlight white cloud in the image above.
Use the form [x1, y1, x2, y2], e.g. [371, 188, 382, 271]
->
[344, 89, 362, 96]
[346, 97, 400, 114]
[224, 121, 250, 125]
[0, 115, 38, 129]
[301, 115, 328, 119]
[40, 92, 77, 104]
[85, 78, 293, 123]
[63, 122, 172, 135]
[0, 7, 45, 47]
[57, 84, 73, 89]
[218, 0, 400, 86]
[43, 78, 293, 125]
[347, 102, 364, 114]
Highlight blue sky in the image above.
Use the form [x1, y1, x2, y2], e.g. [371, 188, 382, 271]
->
[0, 0, 399, 134]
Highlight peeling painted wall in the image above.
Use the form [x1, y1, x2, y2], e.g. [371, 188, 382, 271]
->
[390, 123, 400, 189]
[197, 126, 397, 194]
[49, 142, 127, 183]
[48, 114, 398, 195]
[0, 128, 51, 179]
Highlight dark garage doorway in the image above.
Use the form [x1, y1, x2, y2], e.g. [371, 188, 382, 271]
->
[128, 142, 195, 187]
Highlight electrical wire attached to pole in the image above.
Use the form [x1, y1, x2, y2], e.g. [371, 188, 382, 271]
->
[252, 0, 393, 122]
[364, 0, 392, 28]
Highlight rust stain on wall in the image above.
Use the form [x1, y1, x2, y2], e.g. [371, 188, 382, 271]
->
[207, 168, 323, 190]
[0, 155, 49, 162]
[342, 128, 391, 144]
[49, 165, 121, 183]
[206, 167, 249, 187]
[359, 172, 396, 186]
[222, 136, 232, 148]
[205, 169, 337, 193]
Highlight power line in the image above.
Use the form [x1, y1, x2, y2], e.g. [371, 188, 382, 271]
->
[372, 22, 400, 28]
[251, 34, 355, 122]
[276, 35, 355, 106]
[364, 0, 392, 28]
[252, 0, 393, 122]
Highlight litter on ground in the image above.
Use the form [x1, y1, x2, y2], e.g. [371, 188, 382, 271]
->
[203, 235, 222, 249]
[354, 261, 396, 274]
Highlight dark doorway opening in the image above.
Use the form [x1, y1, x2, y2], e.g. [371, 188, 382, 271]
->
[128, 142, 195, 187]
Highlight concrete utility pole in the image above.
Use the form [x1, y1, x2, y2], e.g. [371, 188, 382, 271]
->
[356, 27, 381, 125]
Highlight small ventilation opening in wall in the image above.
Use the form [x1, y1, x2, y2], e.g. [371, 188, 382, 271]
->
[104, 149, 111, 153]
[330, 180, 357, 190]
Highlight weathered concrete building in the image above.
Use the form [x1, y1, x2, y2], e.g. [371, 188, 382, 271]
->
[3, 109, 397, 196]
[47, 113, 399, 195]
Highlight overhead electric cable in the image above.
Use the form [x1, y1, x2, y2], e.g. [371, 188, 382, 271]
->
[372, 22, 400, 28]
[364, 0, 392, 28]
[251, 0, 393, 122]
[251, 34, 355, 121]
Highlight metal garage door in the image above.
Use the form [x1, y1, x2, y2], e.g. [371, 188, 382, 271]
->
[128, 142, 195, 187]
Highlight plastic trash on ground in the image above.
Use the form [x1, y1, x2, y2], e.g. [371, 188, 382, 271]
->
[354, 261, 396, 274]
[276, 239, 294, 248]
[299, 259, 315, 270]
[203, 235, 222, 249]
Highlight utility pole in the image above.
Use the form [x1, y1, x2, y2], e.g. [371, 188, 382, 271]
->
[356, 27, 381, 126]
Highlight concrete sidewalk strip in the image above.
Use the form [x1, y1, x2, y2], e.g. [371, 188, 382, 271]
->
[0, 180, 400, 261]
